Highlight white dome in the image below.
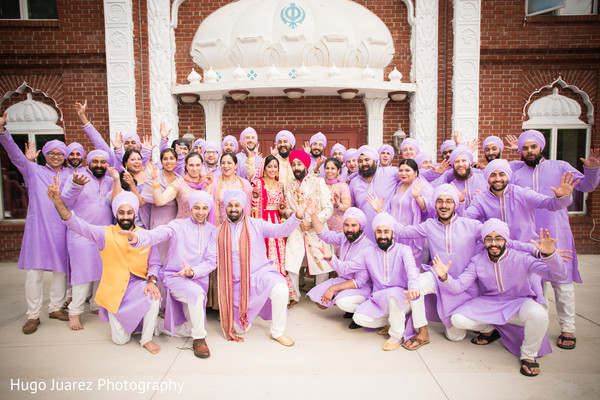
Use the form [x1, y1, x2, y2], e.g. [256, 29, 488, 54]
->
[526, 87, 585, 125]
[5, 93, 63, 133]
[191, 0, 395, 71]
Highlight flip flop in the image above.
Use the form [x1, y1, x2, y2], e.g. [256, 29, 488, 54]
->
[471, 329, 501, 345]
[520, 359, 540, 377]
[402, 337, 430, 351]
[557, 334, 576, 350]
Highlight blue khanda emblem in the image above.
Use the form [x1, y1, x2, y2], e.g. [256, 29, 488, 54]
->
[281, 2, 305, 29]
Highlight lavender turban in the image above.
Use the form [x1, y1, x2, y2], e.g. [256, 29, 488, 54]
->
[66, 142, 86, 160]
[276, 130, 296, 147]
[42, 140, 67, 157]
[343, 148, 357, 164]
[484, 159, 513, 182]
[378, 144, 395, 160]
[86, 149, 109, 164]
[343, 207, 367, 229]
[433, 184, 460, 207]
[371, 212, 392, 233]
[223, 189, 247, 209]
[357, 145, 379, 163]
[481, 218, 510, 242]
[221, 135, 239, 153]
[188, 190, 214, 211]
[122, 132, 141, 149]
[482, 136, 504, 153]
[111, 191, 139, 218]
[202, 140, 221, 157]
[309, 132, 327, 147]
[331, 143, 347, 158]
[414, 152, 432, 168]
[440, 140, 456, 155]
[240, 127, 257, 142]
[449, 145, 474, 166]
[400, 138, 420, 155]
[193, 139, 205, 149]
[517, 130, 546, 154]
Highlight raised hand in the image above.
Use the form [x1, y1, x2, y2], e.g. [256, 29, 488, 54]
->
[401, 288, 420, 305]
[47, 176, 62, 204]
[558, 249, 574, 263]
[303, 141, 310, 153]
[451, 182, 467, 203]
[270, 145, 278, 156]
[314, 239, 332, 260]
[530, 228, 557, 257]
[366, 193, 384, 214]
[159, 121, 171, 141]
[550, 172, 579, 198]
[453, 130, 463, 145]
[24, 141, 40, 162]
[0, 110, 7, 130]
[174, 260, 195, 277]
[141, 134, 155, 150]
[467, 138, 480, 154]
[72, 173, 90, 186]
[505, 134, 518, 151]
[581, 148, 600, 169]
[107, 166, 119, 180]
[295, 196, 310, 219]
[122, 171, 135, 186]
[315, 156, 326, 171]
[239, 140, 250, 156]
[432, 159, 450, 174]
[74, 100, 89, 124]
[111, 132, 123, 150]
[117, 230, 138, 245]
[204, 171, 214, 186]
[332, 192, 340, 208]
[146, 162, 159, 182]
[411, 179, 424, 199]
[432, 254, 451, 280]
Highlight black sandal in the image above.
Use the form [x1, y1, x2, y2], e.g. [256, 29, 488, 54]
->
[520, 359, 540, 377]
[557, 334, 576, 350]
[470, 329, 501, 345]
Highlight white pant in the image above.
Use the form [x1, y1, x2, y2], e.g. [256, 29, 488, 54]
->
[170, 291, 206, 340]
[353, 298, 416, 342]
[68, 281, 100, 315]
[108, 300, 160, 346]
[25, 270, 67, 319]
[288, 272, 328, 300]
[419, 271, 466, 341]
[544, 282, 575, 333]
[334, 295, 365, 313]
[234, 282, 288, 338]
[451, 299, 548, 360]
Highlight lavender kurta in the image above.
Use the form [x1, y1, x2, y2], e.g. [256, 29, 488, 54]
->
[434, 169, 488, 207]
[193, 215, 302, 326]
[0, 130, 70, 273]
[464, 184, 572, 243]
[444, 248, 566, 357]
[135, 218, 217, 335]
[236, 152, 263, 180]
[307, 230, 373, 307]
[158, 138, 185, 176]
[61, 169, 114, 285]
[511, 159, 600, 283]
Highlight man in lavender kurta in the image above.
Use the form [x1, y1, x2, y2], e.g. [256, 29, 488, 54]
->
[201, 140, 222, 176]
[351, 213, 422, 351]
[122, 191, 217, 358]
[192, 189, 312, 346]
[48, 187, 162, 354]
[65, 142, 85, 173]
[307, 207, 372, 328]
[510, 130, 600, 350]
[349, 145, 399, 241]
[61, 150, 114, 330]
[429, 219, 566, 377]
[0, 112, 70, 334]
[308, 131, 327, 177]
[482, 135, 504, 163]
[434, 145, 487, 206]
[236, 127, 263, 179]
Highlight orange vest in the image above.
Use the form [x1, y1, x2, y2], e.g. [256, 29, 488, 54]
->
[95, 225, 151, 313]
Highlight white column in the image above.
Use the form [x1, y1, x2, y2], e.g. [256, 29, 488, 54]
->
[363, 93, 390, 149]
[452, 0, 481, 156]
[410, 0, 439, 159]
[103, 0, 137, 138]
[199, 95, 227, 143]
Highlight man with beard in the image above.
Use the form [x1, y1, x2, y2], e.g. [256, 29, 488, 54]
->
[306, 207, 372, 328]
[351, 213, 421, 351]
[464, 159, 576, 243]
[201, 140, 222, 176]
[65, 142, 85, 170]
[193, 189, 313, 346]
[273, 130, 295, 183]
[430, 219, 565, 377]
[48, 184, 162, 354]
[120, 191, 217, 358]
[284, 149, 334, 297]
[509, 129, 600, 351]
[482, 136, 504, 163]
[307, 131, 327, 177]
[331, 143, 346, 164]
[349, 145, 399, 240]
[61, 150, 114, 330]
[440, 139, 456, 161]
[236, 127, 263, 179]
[434, 145, 487, 207]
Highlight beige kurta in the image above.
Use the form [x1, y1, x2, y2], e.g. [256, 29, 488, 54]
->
[284, 174, 334, 275]
[275, 154, 294, 185]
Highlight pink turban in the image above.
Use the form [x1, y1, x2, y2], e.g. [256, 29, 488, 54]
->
[276, 130, 296, 147]
[414, 152, 432, 168]
[202, 141, 221, 157]
[331, 143, 347, 158]
[289, 149, 311, 169]
[66, 142, 86, 160]
[240, 127, 257, 142]
[221, 135, 239, 153]
[223, 189, 247, 209]
[343, 207, 367, 229]
[517, 130, 546, 154]
[449, 145, 473, 166]
[400, 138, 420, 155]
[188, 190, 214, 211]
[378, 144, 395, 160]
[309, 132, 327, 147]
[357, 145, 379, 163]
[122, 132, 141, 149]
[481, 218, 510, 242]
[482, 136, 504, 153]
[433, 184, 459, 207]
[440, 140, 456, 155]
[343, 148, 357, 164]
[111, 191, 139, 218]
[42, 140, 67, 157]
[484, 159, 512, 182]
[371, 212, 392, 233]
[86, 149, 109, 164]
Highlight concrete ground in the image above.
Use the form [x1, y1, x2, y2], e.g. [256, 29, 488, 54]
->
[0, 256, 599, 400]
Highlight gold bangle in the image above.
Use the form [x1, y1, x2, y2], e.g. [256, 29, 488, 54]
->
[152, 183, 160, 189]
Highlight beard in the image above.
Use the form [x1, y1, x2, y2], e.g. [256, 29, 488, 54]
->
[359, 163, 377, 179]
[437, 208, 454, 222]
[490, 181, 508, 192]
[91, 167, 107, 179]
[247, 143, 257, 152]
[227, 211, 242, 222]
[376, 236, 393, 251]
[293, 168, 307, 181]
[453, 166, 471, 181]
[117, 218, 135, 230]
[344, 229, 363, 243]
[68, 158, 82, 168]
[310, 148, 322, 158]
[523, 153, 543, 168]
[278, 146, 291, 158]
[485, 153, 501, 162]
[486, 244, 506, 259]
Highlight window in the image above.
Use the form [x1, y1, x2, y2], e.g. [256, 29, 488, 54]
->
[526, 0, 598, 16]
[0, 0, 58, 20]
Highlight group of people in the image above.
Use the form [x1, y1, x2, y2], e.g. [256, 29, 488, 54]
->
[1, 99, 598, 377]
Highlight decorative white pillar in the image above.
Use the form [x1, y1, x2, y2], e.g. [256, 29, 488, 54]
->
[363, 93, 390, 149]
[410, 0, 439, 159]
[199, 95, 227, 143]
[103, 0, 137, 137]
[452, 0, 481, 154]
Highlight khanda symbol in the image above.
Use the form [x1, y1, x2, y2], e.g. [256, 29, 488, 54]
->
[281, 2, 306, 29]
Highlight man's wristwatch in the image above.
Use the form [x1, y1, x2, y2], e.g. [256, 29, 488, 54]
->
[148, 275, 157, 284]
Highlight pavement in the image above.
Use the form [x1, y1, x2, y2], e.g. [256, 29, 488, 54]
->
[0, 255, 599, 400]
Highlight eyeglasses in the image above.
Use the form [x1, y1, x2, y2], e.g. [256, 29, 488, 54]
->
[484, 236, 506, 245]
[47, 152, 64, 158]
[204, 150, 218, 155]
[436, 199, 455, 206]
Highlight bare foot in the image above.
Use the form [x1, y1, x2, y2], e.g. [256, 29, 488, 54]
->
[69, 315, 83, 330]
[143, 341, 161, 354]
[403, 326, 430, 350]
[287, 300, 298, 309]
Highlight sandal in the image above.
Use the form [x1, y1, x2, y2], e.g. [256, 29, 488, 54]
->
[471, 329, 501, 345]
[402, 337, 430, 351]
[557, 334, 576, 350]
[519, 359, 540, 377]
